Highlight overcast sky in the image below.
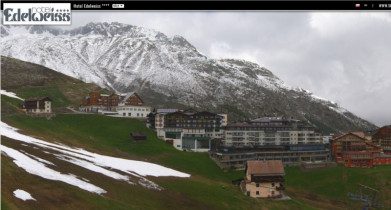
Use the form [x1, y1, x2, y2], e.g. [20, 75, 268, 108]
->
[67, 12, 391, 126]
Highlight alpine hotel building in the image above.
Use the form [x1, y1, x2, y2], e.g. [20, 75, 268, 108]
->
[80, 91, 151, 117]
[330, 131, 391, 167]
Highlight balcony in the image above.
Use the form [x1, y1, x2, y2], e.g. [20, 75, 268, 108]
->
[276, 184, 285, 191]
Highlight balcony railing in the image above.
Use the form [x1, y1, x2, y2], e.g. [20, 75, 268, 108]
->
[276, 184, 285, 191]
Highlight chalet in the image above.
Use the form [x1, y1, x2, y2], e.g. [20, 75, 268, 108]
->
[23, 97, 52, 113]
[116, 92, 151, 118]
[80, 91, 151, 118]
[330, 131, 391, 167]
[371, 126, 391, 154]
[81, 92, 120, 112]
[243, 160, 285, 198]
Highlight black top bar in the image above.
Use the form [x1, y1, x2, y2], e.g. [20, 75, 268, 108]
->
[1, 1, 391, 10]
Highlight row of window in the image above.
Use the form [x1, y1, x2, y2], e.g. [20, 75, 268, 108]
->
[122, 113, 144, 117]
[118, 108, 149, 111]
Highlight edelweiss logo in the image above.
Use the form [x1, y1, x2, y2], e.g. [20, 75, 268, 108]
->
[3, 3, 71, 25]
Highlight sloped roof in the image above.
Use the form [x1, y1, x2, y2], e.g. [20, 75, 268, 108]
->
[332, 131, 366, 140]
[246, 160, 285, 176]
[25, 97, 51, 102]
[250, 116, 300, 123]
[121, 92, 144, 103]
[157, 109, 178, 113]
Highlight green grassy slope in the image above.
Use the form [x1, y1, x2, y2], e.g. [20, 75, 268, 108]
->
[2, 110, 312, 210]
[2, 57, 389, 209]
[284, 165, 391, 208]
[3, 108, 390, 209]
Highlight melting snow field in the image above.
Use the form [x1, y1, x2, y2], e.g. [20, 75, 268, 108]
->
[0, 90, 23, 100]
[13, 189, 36, 201]
[0, 121, 190, 195]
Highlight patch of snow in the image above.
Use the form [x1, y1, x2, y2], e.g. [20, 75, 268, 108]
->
[0, 121, 190, 178]
[54, 154, 131, 182]
[0, 121, 190, 192]
[1, 145, 106, 194]
[0, 90, 23, 100]
[329, 106, 348, 115]
[13, 189, 36, 201]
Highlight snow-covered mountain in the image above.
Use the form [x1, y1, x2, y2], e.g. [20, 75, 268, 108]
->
[0, 23, 376, 133]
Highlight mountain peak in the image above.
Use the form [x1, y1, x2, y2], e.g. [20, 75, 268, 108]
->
[1, 22, 377, 132]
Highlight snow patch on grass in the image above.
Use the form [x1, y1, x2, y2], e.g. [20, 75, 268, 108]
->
[0, 90, 23, 100]
[1, 145, 106, 194]
[13, 189, 36, 201]
[0, 121, 190, 193]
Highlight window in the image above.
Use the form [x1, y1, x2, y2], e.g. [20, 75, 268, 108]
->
[272, 183, 275, 187]
[128, 113, 131, 116]
[123, 113, 126, 116]
[256, 183, 259, 187]
[256, 191, 259, 195]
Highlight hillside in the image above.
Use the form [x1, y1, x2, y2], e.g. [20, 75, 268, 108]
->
[1, 58, 390, 209]
[2, 97, 390, 209]
[1, 97, 309, 209]
[1, 24, 377, 133]
[1, 56, 109, 114]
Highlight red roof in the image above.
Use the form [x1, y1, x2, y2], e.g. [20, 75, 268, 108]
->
[332, 131, 366, 140]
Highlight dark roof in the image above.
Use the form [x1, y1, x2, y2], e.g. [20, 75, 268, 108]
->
[25, 97, 51, 102]
[246, 160, 285, 176]
[250, 116, 300, 123]
[156, 108, 178, 113]
[224, 122, 293, 129]
[167, 110, 219, 117]
[131, 132, 146, 137]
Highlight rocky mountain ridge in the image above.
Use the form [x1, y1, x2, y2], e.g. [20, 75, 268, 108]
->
[1, 22, 377, 133]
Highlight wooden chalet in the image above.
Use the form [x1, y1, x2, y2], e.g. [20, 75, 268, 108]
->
[130, 132, 147, 141]
[371, 126, 391, 154]
[23, 97, 52, 113]
[243, 160, 285, 198]
[121, 92, 144, 106]
[80, 91, 146, 113]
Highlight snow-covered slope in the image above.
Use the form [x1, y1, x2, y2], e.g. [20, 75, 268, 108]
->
[1, 23, 284, 95]
[0, 23, 376, 132]
[0, 121, 190, 194]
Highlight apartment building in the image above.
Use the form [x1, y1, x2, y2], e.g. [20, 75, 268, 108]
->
[223, 117, 322, 146]
[150, 109, 224, 152]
